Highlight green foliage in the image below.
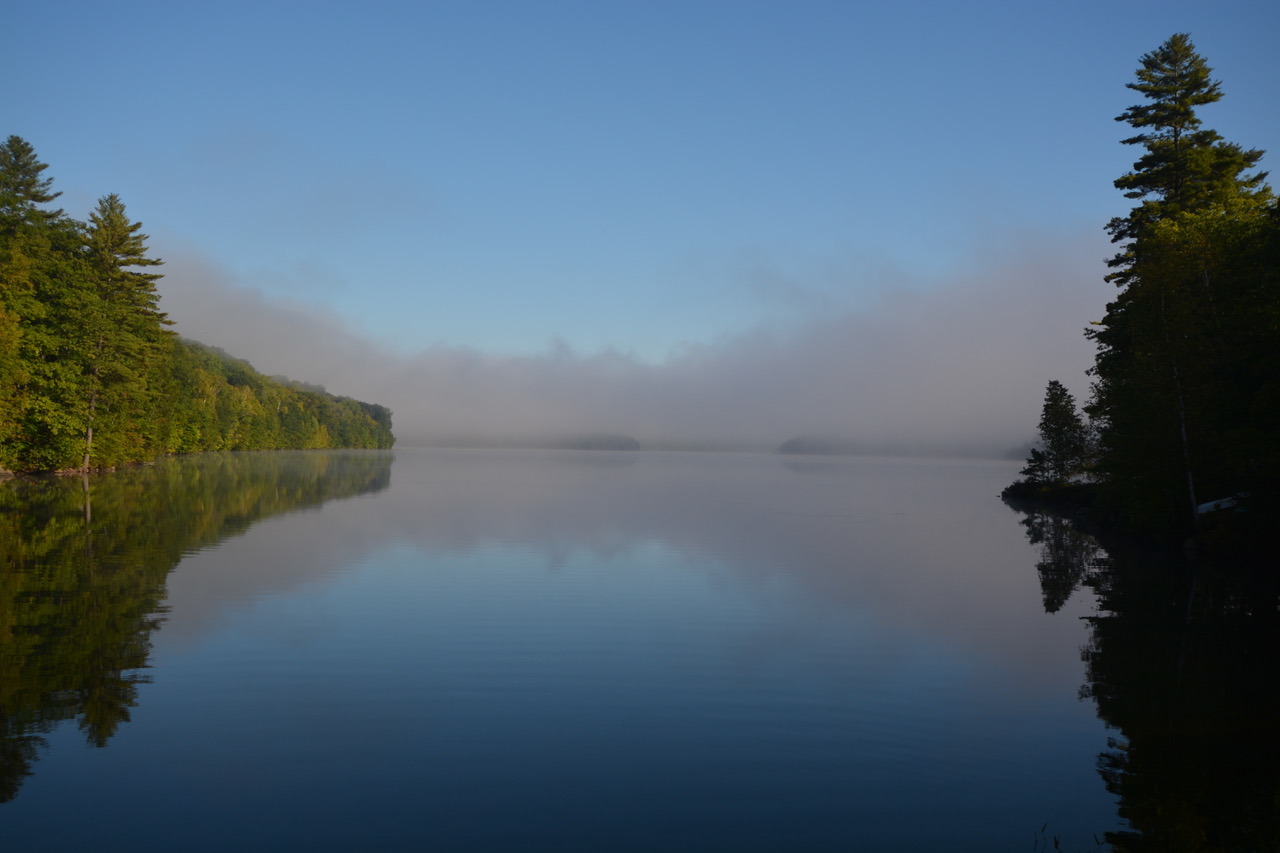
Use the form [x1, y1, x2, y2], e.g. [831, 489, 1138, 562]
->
[0, 135, 64, 232]
[1083, 37, 1278, 535]
[71, 193, 171, 470]
[1105, 34, 1271, 285]
[0, 137, 394, 471]
[151, 340, 394, 455]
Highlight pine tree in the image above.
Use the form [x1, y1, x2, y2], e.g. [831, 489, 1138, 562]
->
[1105, 34, 1269, 284]
[0, 137, 79, 467]
[1021, 380, 1088, 487]
[77, 194, 169, 469]
[0, 135, 64, 232]
[0, 138, 395, 471]
[1088, 35, 1276, 533]
[84, 194, 165, 320]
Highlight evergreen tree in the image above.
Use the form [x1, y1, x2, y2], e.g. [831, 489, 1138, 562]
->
[1105, 34, 1270, 284]
[84, 194, 165, 321]
[1021, 380, 1088, 486]
[0, 137, 84, 468]
[77, 194, 170, 469]
[0, 135, 64, 232]
[0, 136, 394, 471]
[1087, 35, 1276, 533]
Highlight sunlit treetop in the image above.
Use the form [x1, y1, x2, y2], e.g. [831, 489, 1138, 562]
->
[0, 135, 64, 230]
[1106, 33, 1271, 278]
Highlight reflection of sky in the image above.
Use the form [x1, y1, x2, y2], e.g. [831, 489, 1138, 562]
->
[11, 450, 1118, 851]
[159, 449, 1094, 688]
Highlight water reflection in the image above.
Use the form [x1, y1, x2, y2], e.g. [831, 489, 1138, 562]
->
[1018, 509, 1102, 613]
[161, 450, 1088, 683]
[1006, 500, 1280, 850]
[4, 450, 1113, 851]
[0, 451, 392, 800]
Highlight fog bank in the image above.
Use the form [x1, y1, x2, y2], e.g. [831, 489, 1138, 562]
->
[156, 233, 1109, 456]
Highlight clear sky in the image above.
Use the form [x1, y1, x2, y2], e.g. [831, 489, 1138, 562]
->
[5, 1, 1278, 448]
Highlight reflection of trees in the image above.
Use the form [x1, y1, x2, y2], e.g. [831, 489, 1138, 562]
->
[1010, 502, 1279, 850]
[0, 451, 391, 802]
[1080, 544, 1279, 852]
[1018, 510, 1101, 613]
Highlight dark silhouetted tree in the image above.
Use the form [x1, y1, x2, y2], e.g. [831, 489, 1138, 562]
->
[1105, 33, 1269, 285]
[1021, 380, 1088, 486]
[1086, 35, 1276, 533]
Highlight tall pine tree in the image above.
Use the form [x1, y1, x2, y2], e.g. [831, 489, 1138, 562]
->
[0, 135, 64, 233]
[1104, 34, 1269, 284]
[1088, 35, 1276, 533]
[0, 136, 84, 468]
[77, 194, 169, 469]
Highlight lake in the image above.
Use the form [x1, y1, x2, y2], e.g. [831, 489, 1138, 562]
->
[2, 448, 1268, 851]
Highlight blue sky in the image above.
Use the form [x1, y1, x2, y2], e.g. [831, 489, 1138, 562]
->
[4, 1, 1278, 447]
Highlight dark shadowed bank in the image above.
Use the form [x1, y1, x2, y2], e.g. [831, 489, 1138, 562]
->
[1003, 485, 1280, 851]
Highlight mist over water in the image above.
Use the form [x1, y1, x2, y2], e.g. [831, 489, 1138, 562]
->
[156, 230, 1109, 454]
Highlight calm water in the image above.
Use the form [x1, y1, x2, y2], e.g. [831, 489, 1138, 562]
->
[1, 448, 1221, 851]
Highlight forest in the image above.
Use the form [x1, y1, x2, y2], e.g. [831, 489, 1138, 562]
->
[1010, 34, 1279, 543]
[0, 139, 394, 473]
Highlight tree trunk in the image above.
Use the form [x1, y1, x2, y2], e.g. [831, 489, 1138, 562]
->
[82, 376, 98, 473]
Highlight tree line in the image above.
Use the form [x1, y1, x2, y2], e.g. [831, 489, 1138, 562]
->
[1012, 34, 1278, 539]
[0, 138, 394, 472]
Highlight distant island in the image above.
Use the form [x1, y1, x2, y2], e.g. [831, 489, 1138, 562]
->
[0, 136, 394, 474]
[776, 437, 862, 456]
[555, 434, 641, 451]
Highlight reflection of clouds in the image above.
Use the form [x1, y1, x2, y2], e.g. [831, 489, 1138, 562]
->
[160, 450, 1090, 688]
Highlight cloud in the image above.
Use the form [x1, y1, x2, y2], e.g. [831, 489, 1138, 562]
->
[156, 229, 1109, 455]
